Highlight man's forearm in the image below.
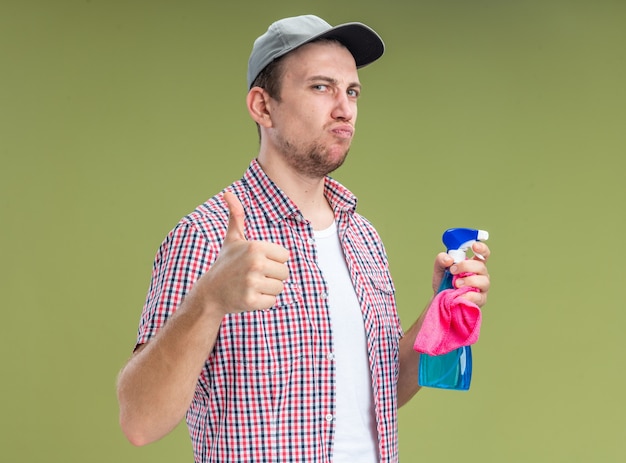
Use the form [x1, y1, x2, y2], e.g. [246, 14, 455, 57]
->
[397, 312, 426, 407]
[116, 291, 223, 446]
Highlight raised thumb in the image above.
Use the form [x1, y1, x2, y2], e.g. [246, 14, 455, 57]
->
[223, 191, 246, 242]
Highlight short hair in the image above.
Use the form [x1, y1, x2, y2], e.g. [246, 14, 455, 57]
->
[251, 53, 286, 101]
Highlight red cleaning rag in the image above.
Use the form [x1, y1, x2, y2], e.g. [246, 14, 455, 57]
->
[413, 273, 482, 356]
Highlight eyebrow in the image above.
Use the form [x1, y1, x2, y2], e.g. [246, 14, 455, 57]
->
[307, 75, 362, 91]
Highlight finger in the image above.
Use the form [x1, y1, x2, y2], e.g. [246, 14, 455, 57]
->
[264, 242, 290, 264]
[259, 278, 285, 297]
[244, 240, 290, 267]
[244, 293, 280, 312]
[241, 279, 285, 310]
[432, 252, 453, 293]
[435, 252, 454, 272]
[460, 290, 488, 308]
[244, 246, 289, 281]
[223, 191, 246, 243]
[455, 273, 490, 293]
[452, 258, 488, 276]
[264, 259, 290, 281]
[471, 242, 490, 262]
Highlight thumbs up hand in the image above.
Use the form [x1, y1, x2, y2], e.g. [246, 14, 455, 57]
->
[192, 191, 290, 315]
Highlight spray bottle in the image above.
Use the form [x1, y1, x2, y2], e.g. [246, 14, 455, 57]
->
[418, 227, 489, 390]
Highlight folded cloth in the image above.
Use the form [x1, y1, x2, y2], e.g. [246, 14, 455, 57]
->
[413, 273, 482, 356]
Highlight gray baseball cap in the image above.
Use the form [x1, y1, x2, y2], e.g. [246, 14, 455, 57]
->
[247, 14, 385, 89]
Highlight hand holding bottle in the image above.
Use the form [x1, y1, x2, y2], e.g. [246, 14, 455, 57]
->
[432, 240, 491, 307]
[418, 228, 491, 390]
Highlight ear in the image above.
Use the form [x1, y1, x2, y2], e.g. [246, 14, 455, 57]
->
[246, 87, 273, 128]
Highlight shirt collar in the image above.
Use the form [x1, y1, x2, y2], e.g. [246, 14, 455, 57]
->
[241, 159, 357, 224]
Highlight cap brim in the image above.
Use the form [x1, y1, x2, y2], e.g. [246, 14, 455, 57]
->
[306, 22, 385, 68]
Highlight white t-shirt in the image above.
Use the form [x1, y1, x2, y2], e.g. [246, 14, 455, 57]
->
[314, 222, 379, 463]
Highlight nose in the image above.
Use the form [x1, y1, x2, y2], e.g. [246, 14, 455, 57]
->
[331, 91, 356, 122]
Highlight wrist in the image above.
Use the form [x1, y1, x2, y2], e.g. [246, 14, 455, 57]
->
[182, 284, 227, 324]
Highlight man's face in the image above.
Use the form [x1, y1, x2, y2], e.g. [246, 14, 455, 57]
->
[265, 41, 361, 179]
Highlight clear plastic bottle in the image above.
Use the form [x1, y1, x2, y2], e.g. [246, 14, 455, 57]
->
[418, 270, 472, 390]
[417, 228, 488, 391]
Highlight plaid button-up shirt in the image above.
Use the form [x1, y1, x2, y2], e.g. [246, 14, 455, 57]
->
[137, 159, 403, 462]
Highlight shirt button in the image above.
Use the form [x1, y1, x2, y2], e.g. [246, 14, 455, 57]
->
[307, 237, 315, 245]
[326, 353, 335, 360]
[320, 292, 328, 300]
[325, 414, 334, 422]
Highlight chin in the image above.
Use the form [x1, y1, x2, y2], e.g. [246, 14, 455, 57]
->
[323, 153, 348, 176]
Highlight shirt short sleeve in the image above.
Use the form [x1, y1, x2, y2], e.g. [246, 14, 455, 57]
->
[136, 221, 219, 346]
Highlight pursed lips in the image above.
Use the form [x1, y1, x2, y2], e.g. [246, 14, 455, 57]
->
[330, 124, 354, 139]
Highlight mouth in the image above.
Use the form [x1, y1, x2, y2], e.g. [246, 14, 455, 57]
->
[331, 124, 354, 139]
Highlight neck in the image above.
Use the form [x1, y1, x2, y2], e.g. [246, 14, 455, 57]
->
[257, 155, 335, 230]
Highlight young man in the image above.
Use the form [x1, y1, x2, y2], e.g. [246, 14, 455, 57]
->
[117, 14, 491, 462]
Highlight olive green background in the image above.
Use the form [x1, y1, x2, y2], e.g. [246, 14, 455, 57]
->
[2, 0, 624, 461]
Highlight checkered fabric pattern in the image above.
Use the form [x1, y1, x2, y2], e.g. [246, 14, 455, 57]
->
[137, 159, 403, 462]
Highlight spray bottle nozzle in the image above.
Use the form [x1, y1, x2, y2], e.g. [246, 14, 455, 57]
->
[442, 228, 489, 263]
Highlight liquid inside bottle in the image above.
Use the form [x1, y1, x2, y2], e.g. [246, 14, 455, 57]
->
[418, 269, 473, 390]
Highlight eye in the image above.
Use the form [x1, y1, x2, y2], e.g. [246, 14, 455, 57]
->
[347, 88, 360, 98]
[313, 84, 328, 92]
